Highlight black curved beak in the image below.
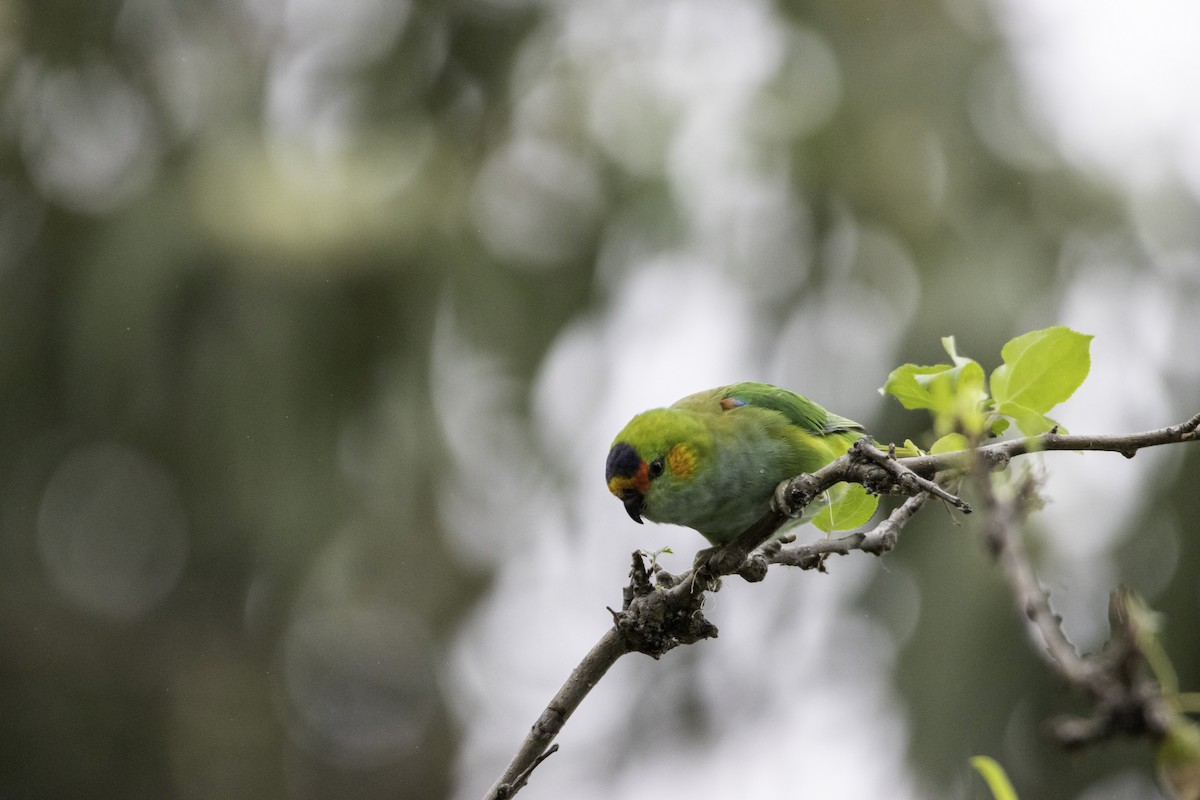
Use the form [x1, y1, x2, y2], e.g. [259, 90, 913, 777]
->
[620, 491, 644, 524]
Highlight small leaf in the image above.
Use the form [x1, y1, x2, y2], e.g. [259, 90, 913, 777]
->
[812, 483, 878, 533]
[1158, 719, 1200, 800]
[881, 362, 956, 411]
[996, 402, 1060, 438]
[970, 755, 1020, 800]
[882, 341, 988, 437]
[930, 433, 971, 454]
[991, 327, 1092, 428]
[1114, 588, 1178, 697]
[942, 335, 973, 367]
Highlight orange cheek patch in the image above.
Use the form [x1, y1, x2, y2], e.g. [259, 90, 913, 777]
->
[667, 444, 696, 479]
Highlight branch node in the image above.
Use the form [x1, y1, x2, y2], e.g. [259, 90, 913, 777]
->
[799, 553, 829, 572]
[775, 474, 821, 518]
[850, 438, 973, 512]
[612, 570, 718, 660]
[737, 552, 770, 582]
[655, 570, 682, 589]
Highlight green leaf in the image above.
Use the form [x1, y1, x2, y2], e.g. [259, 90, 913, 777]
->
[930, 433, 971, 454]
[941, 335, 973, 367]
[880, 362, 956, 411]
[881, 337, 988, 436]
[1157, 719, 1200, 800]
[1114, 588, 1178, 698]
[990, 327, 1092, 434]
[812, 483, 878, 533]
[970, 755, 1019, 800]
[996, 403, 1061, 439]
[882, 360, 984, 418]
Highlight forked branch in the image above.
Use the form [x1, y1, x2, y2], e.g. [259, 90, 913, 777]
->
[482, 412, 1200, 799]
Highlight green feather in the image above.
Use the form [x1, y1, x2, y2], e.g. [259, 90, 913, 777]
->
[715, 382, 864, 435]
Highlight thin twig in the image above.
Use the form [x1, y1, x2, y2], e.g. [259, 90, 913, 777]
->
[971, 465, 1102, 691]
[851, 439, 971, 512]
[700, 442, 970, 578]
[771, 491, 931, 570]
[483, 629, 628, 799]
[492, 746, 559, 799]
[970, 454, 1174, 747]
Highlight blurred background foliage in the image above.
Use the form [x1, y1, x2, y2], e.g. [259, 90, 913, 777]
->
[2, 0, 1199, 798]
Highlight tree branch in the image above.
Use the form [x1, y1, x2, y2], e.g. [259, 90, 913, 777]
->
[697, 436, 970, 578]
[769, 491, 931, 571]
[897, 411, 1200, 478]
[483, 628, 629, 799]
[970, 453, 1175, 748]
[973, 465, 1102, 691]
[482, 413, 1200, 798]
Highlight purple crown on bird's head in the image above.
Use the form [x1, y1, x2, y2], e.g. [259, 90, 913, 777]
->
[605, 441, 641, 482]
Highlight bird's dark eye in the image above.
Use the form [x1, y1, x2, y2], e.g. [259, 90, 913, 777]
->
[648, 459, 665, 479]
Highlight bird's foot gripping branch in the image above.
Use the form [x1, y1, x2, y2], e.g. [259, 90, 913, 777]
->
[484, 326, 1200, 800]
[693, 435, 969, 581]
[774, 435, 972, 518]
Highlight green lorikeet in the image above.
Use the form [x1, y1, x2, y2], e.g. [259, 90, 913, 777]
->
[605, 382, 907, 545]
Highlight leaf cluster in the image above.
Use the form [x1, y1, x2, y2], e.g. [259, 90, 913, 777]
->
[881, 326, 1093, 452]
[814, 326, 1091, 534]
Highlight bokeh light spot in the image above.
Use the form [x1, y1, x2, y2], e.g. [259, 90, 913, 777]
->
[36, 441, 189, 622]
[18, 59, 160, 213]
[470, 137, 605, 269]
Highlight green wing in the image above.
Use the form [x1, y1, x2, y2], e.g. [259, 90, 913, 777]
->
[718, 382, 863, 435]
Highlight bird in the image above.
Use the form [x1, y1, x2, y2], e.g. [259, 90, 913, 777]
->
[605, 382, 911, 546]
